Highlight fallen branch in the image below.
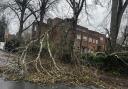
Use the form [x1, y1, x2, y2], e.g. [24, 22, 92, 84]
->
[47, 33, 60, 71]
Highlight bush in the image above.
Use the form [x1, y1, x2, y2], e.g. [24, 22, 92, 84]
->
[81, 52, 128, 75]
[5, 39, 20, 52]
[27, 43, 49, 58]
[81, 53, 106, 67]
[81, 53, 94, 60]
[103, 53, 128, 75]
[95, 52, 106, 57]
[92, 55, 106, 64]
[103, 55, 121, 70]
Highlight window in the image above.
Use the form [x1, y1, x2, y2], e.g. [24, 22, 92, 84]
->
[83, 36, 87, 41]
[77, 35, 81, 39]
[96, 40, 98, 44]
[34, 25, 37, 31]
[100, 37, 104, 41]
[93, 39, 95, 43]
[89, 37, 92, 42]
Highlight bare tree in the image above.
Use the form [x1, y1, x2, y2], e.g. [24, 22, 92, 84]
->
[30, 0, 59, 39]
[1, 0, 38, 41]
[15, 0, 32, 40]
[65, 0, 85, 64]
[110, 0, 128, 52]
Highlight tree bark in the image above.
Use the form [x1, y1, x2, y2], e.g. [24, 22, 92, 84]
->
[65, 19, 80, 64]
[110, 0, 128, 52]
[110, 0, 118, 52]
[16, 0, 26, 41]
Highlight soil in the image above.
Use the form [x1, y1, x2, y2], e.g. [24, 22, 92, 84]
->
[0, 50, 128, 89]
[99, 73, 128, 89]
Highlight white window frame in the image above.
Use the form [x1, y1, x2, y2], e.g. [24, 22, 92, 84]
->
[93, 39, 95, 43]
[100, 37, 104, 41]
[77, 35, 81, 40]
[83, 36, 87, 41]
[89, 37, 92, 42]
[96, 40, 98, 44]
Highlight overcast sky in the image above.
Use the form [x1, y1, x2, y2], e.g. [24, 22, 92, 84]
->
[4, 0, 109, 34]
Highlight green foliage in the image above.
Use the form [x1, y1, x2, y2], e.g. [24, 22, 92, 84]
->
[95, 52, 106, 57]
[103, 52, 128, 75]
[5, 38, 20, 52]
[103, 55, 121, 70]
[92, 55, 106, 64]
[81, 53, 94, 60]
[81, 52, 128, 75]
[81, 52, 106, 66]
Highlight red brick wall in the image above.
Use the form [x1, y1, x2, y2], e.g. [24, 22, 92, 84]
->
[32, 18, 107, 53]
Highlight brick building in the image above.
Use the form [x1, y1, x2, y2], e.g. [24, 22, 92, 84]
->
[32, 18, 107, 53]
[75, 26, 107, 53]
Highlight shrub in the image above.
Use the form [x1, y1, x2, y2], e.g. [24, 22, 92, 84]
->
[81, 52, 128, 75]
[92, 55, 106, 64]
[5, 39, 20, 52]
[27, 43, 49, 58]
[81, 53, 105, 67]
[103, 55, 121, 70]
[103, 53, 128, 75]
[27, 44, 40, 56]
[81, 53, 94, 60]
[95, 52, 106, 57]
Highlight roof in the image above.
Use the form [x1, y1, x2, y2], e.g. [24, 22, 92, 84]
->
[33, 18, 106, 38]
[76, 25, 106, 37]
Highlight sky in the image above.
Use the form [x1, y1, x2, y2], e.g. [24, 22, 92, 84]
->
[50, 0, 108, 33]
[3, 0, 109, 34]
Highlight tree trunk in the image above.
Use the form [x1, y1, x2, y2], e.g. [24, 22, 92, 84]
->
[38, 5, 45, 40]
[65, 19, 80, 64]
[18, 22, 24, 41]
[110, 0, 128, 52]
[17, 30, 22, 41]
[17, 7, 25, 41]
[110, 0, 119, 52]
